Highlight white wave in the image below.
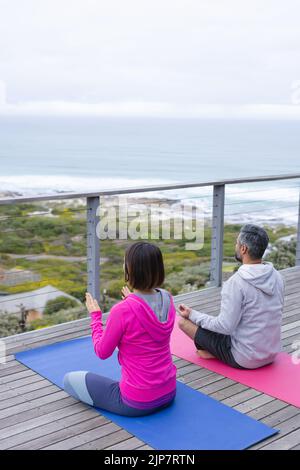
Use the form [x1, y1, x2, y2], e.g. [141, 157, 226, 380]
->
[0, 174, 170, 197]
[0, 174, 298, 226]
[225, 183, 300, 203]
[225, 207, 298, 226]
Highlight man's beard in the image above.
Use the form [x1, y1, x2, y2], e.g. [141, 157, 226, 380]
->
[235, 250, 242, 263]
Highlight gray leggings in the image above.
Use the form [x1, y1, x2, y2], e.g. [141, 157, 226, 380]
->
[63, 371, 174, 417]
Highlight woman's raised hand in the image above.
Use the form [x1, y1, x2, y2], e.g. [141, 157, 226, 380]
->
[85, 292, 101, 314]
[121, 286, 131, 299]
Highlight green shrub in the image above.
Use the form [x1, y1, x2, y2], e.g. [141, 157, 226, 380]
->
[29, 306, 88, 330]
[266, 240, 296, 270]
[164, 264, 209, 295]
[44, 296, 79, 315]
[0, 312, 26, 337]
[106, 279, 124, 299]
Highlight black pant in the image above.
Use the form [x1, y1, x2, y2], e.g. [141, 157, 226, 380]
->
[194, 327, 245, 369]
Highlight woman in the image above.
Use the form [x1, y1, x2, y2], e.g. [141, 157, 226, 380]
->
[63, 241, 177, 416]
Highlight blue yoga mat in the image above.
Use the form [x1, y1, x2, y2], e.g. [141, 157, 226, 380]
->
[15, 336, 277, 450]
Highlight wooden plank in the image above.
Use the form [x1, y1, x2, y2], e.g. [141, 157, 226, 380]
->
[0, 359, 23, 370]
[0, 374, 46, 393]
[0, 369, 35, 384]
[256, 415, 300, 450]
[0, 408, 99, 449]
[1, 266, 299, 450]
[282, 326, 300, 340]
[177, 368, 215, 384]
[248, 404, 300, 450]
[176, 363, 206, 377]
[219, 389, 262, 408]
[261, 405, 300, 428]
[283, 313, 300, 326]
[0, 403, 93, 441]
[4, 328, 92, 355]
[233, 394, 275, 414]
[196, 377, 236, 394]
[247, 401, 289, 422]
[209, 383, 249, 400]
[183, 373, 226, 390]
[0, 379, 53, 402]
[40, 421, 120, 450]
[282, 319, 300, 332]
[0, 396, 77, 430]
[0, 390, 69, 420]
[105, 437, 145, 450]
[291, 443, 300, 450]
[0, 363, 27, 378]
[74, 430, 134, 450]
[282, 334, 300, 347]
[3, 319, 91, 346]
[0, 385, 58, 411]
[11, 416, 113, 450]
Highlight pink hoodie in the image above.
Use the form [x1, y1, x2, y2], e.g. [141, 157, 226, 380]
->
[90, 293, 177, 403]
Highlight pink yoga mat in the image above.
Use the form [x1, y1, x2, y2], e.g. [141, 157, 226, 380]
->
[171, 316, 300, 408]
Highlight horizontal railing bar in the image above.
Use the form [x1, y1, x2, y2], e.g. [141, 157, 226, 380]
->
[0, 173, 300, 205]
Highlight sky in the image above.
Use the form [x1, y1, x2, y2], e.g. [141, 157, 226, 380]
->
[0, 0, 300, 117]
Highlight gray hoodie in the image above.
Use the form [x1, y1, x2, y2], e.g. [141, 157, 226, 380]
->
[189, 262, 285, 369]
[134, 288, 170, 323]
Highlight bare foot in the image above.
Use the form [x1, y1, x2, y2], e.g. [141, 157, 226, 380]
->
[197, 349, 215, 359]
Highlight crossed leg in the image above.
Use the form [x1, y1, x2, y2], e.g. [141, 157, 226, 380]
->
[178, 317, 215, 359]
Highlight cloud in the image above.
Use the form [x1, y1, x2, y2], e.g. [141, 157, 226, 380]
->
[0, 99, 173, 117]
[0, 80, 6, 107]
[1, 95, 300, 119]
[1, 0, 300, 115]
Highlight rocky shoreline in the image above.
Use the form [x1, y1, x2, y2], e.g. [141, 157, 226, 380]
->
[0, 190, 23, 198]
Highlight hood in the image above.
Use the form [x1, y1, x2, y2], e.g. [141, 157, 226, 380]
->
[237, 262, 277, 296]
[124, 294, 175, 343]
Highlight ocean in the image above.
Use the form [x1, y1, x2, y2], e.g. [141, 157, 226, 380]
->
[0, 115, 300, 225]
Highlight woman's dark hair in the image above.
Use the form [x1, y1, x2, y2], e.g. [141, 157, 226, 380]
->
[124, 242, 165, 290]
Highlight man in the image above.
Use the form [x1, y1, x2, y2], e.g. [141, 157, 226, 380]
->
[178, 224, 284, 369]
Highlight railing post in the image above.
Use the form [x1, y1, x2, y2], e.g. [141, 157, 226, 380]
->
[296, 188, 300, 267]
[210, 184, 225, 287]
[87, 196, 100, 302]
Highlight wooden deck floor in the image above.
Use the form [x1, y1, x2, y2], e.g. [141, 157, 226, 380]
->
[1, 266, 300, 450]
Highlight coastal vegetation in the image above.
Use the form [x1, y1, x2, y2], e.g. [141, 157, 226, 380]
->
[0, 201, 296, 337]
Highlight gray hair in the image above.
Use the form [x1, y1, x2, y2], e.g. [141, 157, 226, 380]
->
[238, 224, 269, 260]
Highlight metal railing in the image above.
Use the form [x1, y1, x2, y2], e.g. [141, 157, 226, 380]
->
[1, 172, 300, 301]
